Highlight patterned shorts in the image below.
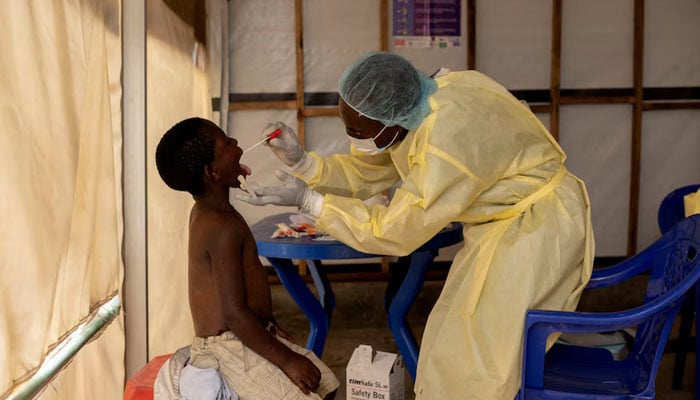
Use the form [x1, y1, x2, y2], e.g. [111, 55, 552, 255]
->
[189, 330, 339, 400]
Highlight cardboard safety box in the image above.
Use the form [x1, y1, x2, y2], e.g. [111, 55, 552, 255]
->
[346, 345, 405, 400]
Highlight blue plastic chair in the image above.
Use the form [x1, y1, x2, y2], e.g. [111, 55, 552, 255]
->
[518, 214, 700, 399]
[658, 184, 700, 234]
[657, 184, 700, 390]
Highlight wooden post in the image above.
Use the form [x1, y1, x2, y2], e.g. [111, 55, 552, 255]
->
[627, 0, 645, 255]
[380, 0, 390, 273]
[467, 0, 476, 70]
[295, 0, 306, 147]
[380, 0, 389, 51]
[549, 0, 562, 141]
[295, 0, 308, 276]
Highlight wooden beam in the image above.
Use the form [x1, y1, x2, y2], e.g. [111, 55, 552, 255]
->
[304, 107, 339, 117]
[529, 104, 551, 113]
[642, 101, 700, 111]
[229, 98, 700, 113]
[229, 101, 296, 111]
[559, 96, 635, 105]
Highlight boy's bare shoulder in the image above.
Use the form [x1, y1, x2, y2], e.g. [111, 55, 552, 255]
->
[189, 203, 249, 241]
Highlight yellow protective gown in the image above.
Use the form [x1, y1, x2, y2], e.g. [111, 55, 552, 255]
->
[298, 71, 594, 399]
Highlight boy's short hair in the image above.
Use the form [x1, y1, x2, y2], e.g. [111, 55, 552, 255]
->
[156, 117, 220, 196]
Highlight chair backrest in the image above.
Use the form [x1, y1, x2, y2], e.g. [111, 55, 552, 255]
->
[630, 214, 700, 392]
[658, 184, 700, 234]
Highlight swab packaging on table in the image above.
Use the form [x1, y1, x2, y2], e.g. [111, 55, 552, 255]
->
[345, 345, 405, 400]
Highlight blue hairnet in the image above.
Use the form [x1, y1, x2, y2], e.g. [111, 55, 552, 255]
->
[338, 51, 437, 131]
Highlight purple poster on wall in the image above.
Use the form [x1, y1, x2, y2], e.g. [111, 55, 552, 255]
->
[393, 0, 462, 48]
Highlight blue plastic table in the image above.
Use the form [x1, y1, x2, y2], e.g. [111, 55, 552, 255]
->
[251, 212, 463, 380]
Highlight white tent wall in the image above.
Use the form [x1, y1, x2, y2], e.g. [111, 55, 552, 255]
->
[639, 110, 700, 248]
[472, 1, 550, 89]
[0, 0, 219, 396]
[638, 0, 700, 250]
[0, 1, 124, 399]
[559, 105, 633, 256]
[226, 0, 700, 262]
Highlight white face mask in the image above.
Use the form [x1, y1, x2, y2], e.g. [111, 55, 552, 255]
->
[346, 125, 400, 155]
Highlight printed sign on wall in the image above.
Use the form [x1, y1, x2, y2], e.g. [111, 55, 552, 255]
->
[393, 0, 461, 48]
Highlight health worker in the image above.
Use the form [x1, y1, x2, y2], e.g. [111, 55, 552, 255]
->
[236, 51, 594, 400]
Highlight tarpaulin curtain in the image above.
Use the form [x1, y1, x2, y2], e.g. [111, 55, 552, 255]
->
[0, 0, 124, 399]
[146, 0, 212, 358]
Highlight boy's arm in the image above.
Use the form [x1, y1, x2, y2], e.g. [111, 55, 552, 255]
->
[209, 222, 320, 394]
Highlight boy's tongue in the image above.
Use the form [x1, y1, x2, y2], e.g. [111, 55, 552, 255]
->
[240, 163, 251, 176]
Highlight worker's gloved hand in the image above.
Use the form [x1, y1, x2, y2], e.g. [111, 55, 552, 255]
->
[262, 121, 309, 169]
[234, 170, 323, 217]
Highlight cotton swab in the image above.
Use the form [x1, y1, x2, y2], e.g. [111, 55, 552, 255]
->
[242, 128, 282, 154]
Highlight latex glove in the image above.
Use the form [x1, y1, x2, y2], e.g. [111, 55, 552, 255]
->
[234, 170, 323, 216]
[262, 122, 307, 168]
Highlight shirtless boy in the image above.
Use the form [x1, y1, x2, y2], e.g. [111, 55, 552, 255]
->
[155, 117, 338, 399]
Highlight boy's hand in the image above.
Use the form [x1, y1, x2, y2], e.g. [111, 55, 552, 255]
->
[270, 323, 297, 344]
[281, 353, 321, 395]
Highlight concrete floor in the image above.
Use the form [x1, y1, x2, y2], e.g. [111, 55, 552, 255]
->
[271, 278, 696, 399]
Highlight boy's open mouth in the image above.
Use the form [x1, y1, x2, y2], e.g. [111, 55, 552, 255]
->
[240, 163, 251, 176]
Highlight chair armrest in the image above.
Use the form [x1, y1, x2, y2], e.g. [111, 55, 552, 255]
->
[586, 257, 652, 289]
